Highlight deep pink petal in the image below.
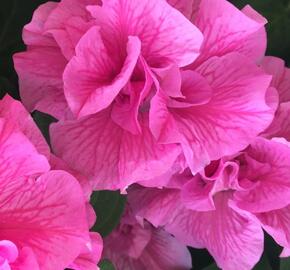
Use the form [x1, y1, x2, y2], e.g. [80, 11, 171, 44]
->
[50, 109, 180, 190]
[11, 247, 40, 270]
[0, 119, 49, 181]
[0, 95, 50, 158]
[0, 171, 89, 270]
[190, 0, 266, 67]
[13, 47, 68, 119]
[64, 26, 141, 118]
[90, 0, 203, 67]
[234, 137, 290, 212]
[165, 193, 264, 270]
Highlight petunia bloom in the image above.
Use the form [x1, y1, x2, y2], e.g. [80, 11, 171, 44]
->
[129, 137, 290, 270]
[0, 95, 96, 270]
[102, 207, 192, 270]
[15, 0, 275, 190]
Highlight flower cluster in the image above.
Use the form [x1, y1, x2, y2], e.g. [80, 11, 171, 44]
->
[0, 0, 287, 269]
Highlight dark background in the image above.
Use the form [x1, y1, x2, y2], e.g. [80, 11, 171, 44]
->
[0, 1, 289, 269]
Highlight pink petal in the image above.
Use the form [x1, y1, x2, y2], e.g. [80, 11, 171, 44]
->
[191, 0, 266, 67]
[50, 109, 180, 190]
[141, 228, 192, 270]
[70, 233, 103, 270]
[234, 137, 290, 212]
[263, 102, 290, 141]
[165, 193, 264, 270]
[261, 56, 290, 103]
[0, 171, 89, 270]
[0, 95, 50, 158]
[256, 205, 290, 251]
[104, 210, 191, 270]
[181, 175, 215, 211]
[90, 0, 203, 67]
[22, 2, 58, 47]
[0, 119, 49, 181]
[43, 0, 98, 60]
[13, 47, 68, 119]
[11, 247, 40, 270]
[63, 26, 141, 118]
[152, 53, 276, 173]
[111, 59, 153, 135]
[128, 186, 181, 227]
[0, 241, 18, 263]
[281, 248, 290, 258]
[167, 0, 194, 19]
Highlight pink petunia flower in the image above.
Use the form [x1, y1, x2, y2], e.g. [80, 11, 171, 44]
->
[102, 207, 192, 270]
[14, 0, 276, 190]
[0, 95, 98, 270]
[129, 137, 290, 270]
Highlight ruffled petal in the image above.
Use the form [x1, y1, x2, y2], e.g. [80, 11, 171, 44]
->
[0, 171, 89, 270]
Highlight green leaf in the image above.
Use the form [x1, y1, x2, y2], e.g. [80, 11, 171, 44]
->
[280, 257, 290, 270]
[201, 254, 272, 270]
[90, 190, 126, 237]
[99, 259, 115, 270]
[202, 263, 220, 270]
[32, 111, 57, 145]
[253, 254, 272, 270]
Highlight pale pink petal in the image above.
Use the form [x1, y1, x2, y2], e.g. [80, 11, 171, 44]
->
[190, 0, 266, 67]
[128, 186, 181, 227]
[263, 102, 290, 141]
[105, 227, 191, 270]
[234, 137, 290, 212]
[0, 119, 49, 181]
[89, 0, 203, 67]
[261, 56, 290, 102]
[281, 248, 290, 258]
[50, 110, 180, 190]
[152, 53, 276, 173]
[256, 205, 290, 251]
[13, 47, 68, 119]
[104, 209, 191, 270]
[63, 26, 141, 118]
[0, 171, 89, 270]
[165, 193, 264, 270]
[0, 95, 50, 158]
[140, 228, 192, 270]
[70, 233, 103, 270]
[181, 175, 215, 211]
[0, 241, 18, 263]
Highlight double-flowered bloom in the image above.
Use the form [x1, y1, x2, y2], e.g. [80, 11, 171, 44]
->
[15, 0, 275, 190]
[11, 0, 290, 269]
